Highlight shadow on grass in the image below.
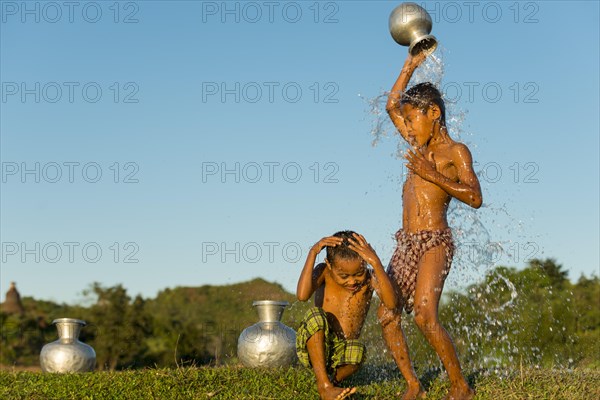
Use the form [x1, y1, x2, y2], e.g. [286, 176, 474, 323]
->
[338, 363, 464, 399]
[419, 366, 443, 392]
[345, 363, 400, 385]
[465, 369, 483, 389]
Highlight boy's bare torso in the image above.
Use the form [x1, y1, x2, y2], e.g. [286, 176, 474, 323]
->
[313, 264, 373, 340]
[403, 141, 459, 232]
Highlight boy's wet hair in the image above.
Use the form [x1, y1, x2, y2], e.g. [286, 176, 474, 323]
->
[401, 82, 447, 127]
[326, 230, 361, 264]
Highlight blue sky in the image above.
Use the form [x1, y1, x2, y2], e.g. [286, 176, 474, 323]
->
[1, 1, 598, 304]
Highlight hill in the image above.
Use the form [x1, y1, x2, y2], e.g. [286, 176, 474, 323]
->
[1, 278, 309, 369]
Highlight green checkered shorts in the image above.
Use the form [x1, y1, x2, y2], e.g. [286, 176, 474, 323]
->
[296, 307, 366, 372]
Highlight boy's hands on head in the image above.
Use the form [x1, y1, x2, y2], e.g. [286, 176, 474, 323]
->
[349, 233, 397, 310]
[347, 233, 383, 269]
[298, 236, 343, 301]
[310, 236, 343, 255]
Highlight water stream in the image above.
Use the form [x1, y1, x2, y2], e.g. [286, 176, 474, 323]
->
[360, 45, 530, 373]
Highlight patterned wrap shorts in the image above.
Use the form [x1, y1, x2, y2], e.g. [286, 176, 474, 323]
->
[296, 307, 366, 372]
[384, 228, 455, 316]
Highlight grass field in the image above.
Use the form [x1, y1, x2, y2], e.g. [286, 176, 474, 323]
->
[1, 365, 598, 399]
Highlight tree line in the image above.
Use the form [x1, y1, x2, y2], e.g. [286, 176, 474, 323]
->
[1, 259, 598, 370]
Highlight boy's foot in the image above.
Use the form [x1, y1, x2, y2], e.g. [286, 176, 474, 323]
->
[444, 384, 475, 400]
[318, 385, 357, 400]
[400, 384, 426, 400]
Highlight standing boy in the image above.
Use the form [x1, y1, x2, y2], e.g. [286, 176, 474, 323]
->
[379, 51, 482, 400]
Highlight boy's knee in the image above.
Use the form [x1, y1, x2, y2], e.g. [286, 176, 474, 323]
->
[302, 307, 328, 336]
[413, 308, 438, 332]
[352, 342, 367, 366]
[336, 340, 366, 368]
[296, 307, 330, 369]
[377, 303, 400, 328]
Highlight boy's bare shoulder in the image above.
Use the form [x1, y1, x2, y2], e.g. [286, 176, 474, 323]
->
[446, 140, 474, 161]
[313, 263, 327, 284]
[314, 262, 326, 273]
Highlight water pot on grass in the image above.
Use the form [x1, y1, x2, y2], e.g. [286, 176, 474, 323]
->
[237, 300, 297, 367]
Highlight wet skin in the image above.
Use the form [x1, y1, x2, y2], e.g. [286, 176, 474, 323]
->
[297, 233, 397, 400]
[381, 51, 481, 400]
[400, 102, 482, 232]
[315, 257, 372, 340]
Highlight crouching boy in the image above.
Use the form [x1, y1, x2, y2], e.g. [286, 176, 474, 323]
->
[296, 231, 396, 400]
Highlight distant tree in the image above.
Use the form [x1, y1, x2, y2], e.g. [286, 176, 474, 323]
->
[529, 258, 569, 289]
[143, 287, 214, 367]
[3, 268, 597, 370]
[438, 259, 590, 368]
[0, 312, 49, 366]
[571, 274, 600, 367]
[82, 283, 148, 370]
[144, 279, 296, 367]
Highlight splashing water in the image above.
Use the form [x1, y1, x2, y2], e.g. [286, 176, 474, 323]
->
[365, 43, 496, 285]
[366, 47, 449, 149]
[356, 43, 567, 375]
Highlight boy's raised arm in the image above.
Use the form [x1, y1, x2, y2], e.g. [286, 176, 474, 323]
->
[347, 233, 397, 310]
[386, 52, 427, 143]
[296, 236, 342, 301]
